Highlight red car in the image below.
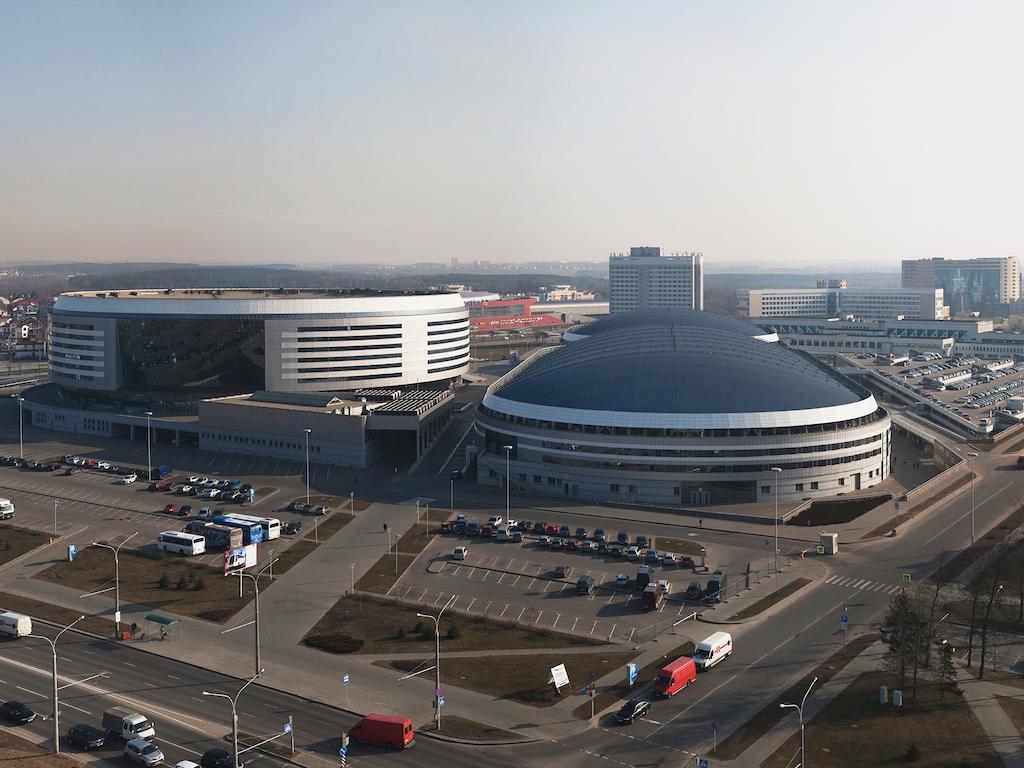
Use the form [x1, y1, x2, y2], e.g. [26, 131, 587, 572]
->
[679, 556, 695, 569]
[163, 503, 177, 515]
[545, 524, 560, 536]
[566, 538, 581, 551]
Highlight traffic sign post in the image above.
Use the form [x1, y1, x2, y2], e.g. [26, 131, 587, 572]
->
[712, 720, 719, 753]
[902, 572, 912, 583]
[340, 734, 349, 767]
[841, 609, 849, 655]
[343, 673, 350, 707]
[285, 716, 294, 755]
[698, 757, 710, 768]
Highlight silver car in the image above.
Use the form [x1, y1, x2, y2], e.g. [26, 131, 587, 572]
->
[124, 738, 164, 766]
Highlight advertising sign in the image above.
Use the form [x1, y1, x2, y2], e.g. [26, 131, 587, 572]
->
[549, 663, 570, 691]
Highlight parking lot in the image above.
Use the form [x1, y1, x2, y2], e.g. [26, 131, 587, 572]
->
[385, 523, 774, 644]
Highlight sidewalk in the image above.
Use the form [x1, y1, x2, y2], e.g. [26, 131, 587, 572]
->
[957, 670, 1024, 767]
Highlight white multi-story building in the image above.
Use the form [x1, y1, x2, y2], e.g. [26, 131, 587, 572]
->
[542, 284, 596, 302]
[609, 247, 703, 314]
[738, 286, 945, 321]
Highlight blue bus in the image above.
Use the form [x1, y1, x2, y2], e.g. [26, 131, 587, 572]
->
[211, 516, 264, 545]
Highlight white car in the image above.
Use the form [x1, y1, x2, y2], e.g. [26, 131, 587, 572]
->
[124, 738, 164, 767]
[174, 762, 201, 768]
[487, 515, 503, 527]
[626, 546, 642, 561]
[657, 579, 672, 595]
[198, 507, 215, 519]
[97, 461, 111, 470]
[187, 476, 205, 484]
[199, 489, 220, 499]
[118, 474, 138, 484]
[451, 546, 469, 560]
[615, 573, 629, 587]
[178, 485, 194, 495]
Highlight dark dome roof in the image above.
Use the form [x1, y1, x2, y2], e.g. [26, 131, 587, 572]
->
[566, 310, 774, 342]
[493, 326, 865, 414]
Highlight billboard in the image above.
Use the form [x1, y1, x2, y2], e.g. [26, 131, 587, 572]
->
[223, 544, 258, 575]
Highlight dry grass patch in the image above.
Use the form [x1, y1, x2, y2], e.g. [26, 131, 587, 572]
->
[418, 717, 523, 742]
[0, 591, 115, 637]
[1, 728, 87, 768]
[354, 512, 448, 594]
[654, 537, 704, 556]
[761, 670, 1002, 768]
[730, 578, 811, 620]
[303, 593, 602, 655]
[0, 523, 52, 566]
[381, 651, 637, 707]
[34, 546, 249, 623]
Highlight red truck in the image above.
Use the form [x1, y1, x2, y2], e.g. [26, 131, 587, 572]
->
[652, 656, 697, 697]
[347, 714, 414, 750]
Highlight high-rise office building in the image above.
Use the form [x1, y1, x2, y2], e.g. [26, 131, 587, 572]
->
[901, 257, 1020, 313]
[608, 247, 704, 313]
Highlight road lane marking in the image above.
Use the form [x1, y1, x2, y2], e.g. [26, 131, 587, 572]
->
[923, 480, 1015, 546]
[512, 575, 521, 586]
[826, 575, 839, 584]
[167, 674, 181, 680]
[61, 702, 91, 715]
[17, 685, 43, 697]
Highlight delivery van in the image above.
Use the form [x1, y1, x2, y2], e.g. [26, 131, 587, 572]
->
[693, 631, 733, 671]
[102, 706, 156, 741]
[0, 611, 31, 638]
[652, 656, 697, 697]
[347, 714, 414, 750]
[641, 583, 664, 611]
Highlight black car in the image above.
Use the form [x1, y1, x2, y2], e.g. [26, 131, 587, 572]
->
[1, 700, 36, 724]
[201, 747, 237, 768]
[67, 723, 105, 750]
[283, 520, 303, 535]
[593, 528, 607, 543]
[615, 698, 650, 724]
[180, 505, 193, 516]
[518, 520, 533, 531]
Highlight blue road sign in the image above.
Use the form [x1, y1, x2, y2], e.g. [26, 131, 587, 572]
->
[67, 544, 77, 562]
[698, 758, 709, 768]
[339, 747, 347, 757]
[283, 722, 292, 733]
[343, 674, 350, 685]
[438, 696, 446, 707]
[711, 721, 719, 731]
[627, 663, 638, 686]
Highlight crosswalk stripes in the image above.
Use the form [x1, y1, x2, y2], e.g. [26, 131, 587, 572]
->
[825, 574, 902, 594]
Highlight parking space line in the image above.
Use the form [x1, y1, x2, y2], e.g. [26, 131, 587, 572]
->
[467, 568, 476, 579]
[451, 565, 460, 576]
[496, 573, 505, 584]
[534, 610, 544, 625]
[402, 586, 412, 599]
[527, 578, 536, 589]
[512, 575, 521, 586]
[517, 607, 526, 622]
[433, 594, 444, 606]
[590, 620, 597, 635]
[543, 581, 553, 592]
[570, 617, 578, 632]
[480, 570, 489, 582]
[483, 600, 491, 614]
[606, 591, 615, 604]
[560, 583, 571, 593]
[466, 598, 476, 612]
[552, 614, 561, 628]
[499, 604, 509, 618]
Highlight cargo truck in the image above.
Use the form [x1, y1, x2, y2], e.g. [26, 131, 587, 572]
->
[652, 656, 697, 697]
[102, 706, 155, 741]
[347, 714, 414, 749]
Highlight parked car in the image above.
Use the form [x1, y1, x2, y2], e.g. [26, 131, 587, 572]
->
[96, 461, 111, 470]
[187, 476, 206, 484]
[636, 535, 650, 549]
[565, 538, 581, 551]
[488, 515, 503, 527]
[596, 541, 609, 553]
[617, 531, 630, 545]
[119, 474, 138, 484]
[626, 546, 641, 561]
[615, 698, 650, 724]
[283, 520, 303, 535]
[533, 521, 547, 533]
[124, 739, 164, 767]
[179, 505, 192, 516]
[451, 546, 469, 560]
[199, 748, 235, 768]
[575, 527, 588, 539]
[685, 582, 704, 601]
[67, 723, 106, 750]
[657, 579, 672, 595]
[312, 505, 329, 515]
[518, 520, 533, 531]
[609, 543, 623, 557]
[645, 549, 660, 563]
[559, 525, 571, 538]
[163, 504, 177, 515]
[545, 524, 560, 536]
[536, 536, 551, 547]
[592, 528, 607, 543]
[553, 565, 572, 578]
[679, 556, 695, 569]
[0, 700, 36, 724]
[550, 537, 566, 550]
[512, 531, 525, 543]
[661, 552, 678, 566]
[615, 573, 629, 587]
[581, 540, 596, 553]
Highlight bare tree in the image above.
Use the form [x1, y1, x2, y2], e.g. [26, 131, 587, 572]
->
[881, 589, 918, 691]
[979, 560, 1004, 680]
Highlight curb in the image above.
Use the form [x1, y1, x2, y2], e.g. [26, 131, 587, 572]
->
[417, 729, 539, 746]
[697, 573, 819, 626]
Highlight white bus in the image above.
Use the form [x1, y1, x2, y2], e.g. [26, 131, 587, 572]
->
[156, 531, 206, 556]
[223, 513, 281, 540]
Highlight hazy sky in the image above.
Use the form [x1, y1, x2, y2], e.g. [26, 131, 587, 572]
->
[2, 2, 1022, 268]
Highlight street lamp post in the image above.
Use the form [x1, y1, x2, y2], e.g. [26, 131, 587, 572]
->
[967, 451, 979, 544]
[502, 444, 513, 520]
[53, 499, 58, 538]
[418, 595, 456, 732]
[303, 428, 312, 506]
[91, 533, 138, 636]
[780, 676, 817, 768]
[349, 491, 355, 514]
[450, 477, 454, 516]
[144, 411, 153, 482]
[229, 560, 277, 678]
[770, 467, 782, 594]
[28, 615, 85, 754]
[15, 395, 24, 460]
[203, 669, 263, 768]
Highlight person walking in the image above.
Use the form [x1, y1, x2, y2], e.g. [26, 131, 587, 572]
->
[130, 622, 137, 639]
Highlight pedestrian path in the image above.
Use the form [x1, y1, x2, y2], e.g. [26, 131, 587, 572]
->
[824, 574, 904, 594]
[957, 671, 1024, 768]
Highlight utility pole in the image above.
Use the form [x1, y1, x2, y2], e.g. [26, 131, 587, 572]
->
[770, 467, 782, 593]
[503, 444, 513, 520]
[228, 560, 277, 678]
[967, 451, 978, 544]
[28, 615, 85, 753]
[418, 595, 456, 731]
[90, 532, 138, 636]
[144, 411, 153, 481]
[303, 428, 312, 506]
[203, 669, 263, 768]
[780, 676, 817, 768]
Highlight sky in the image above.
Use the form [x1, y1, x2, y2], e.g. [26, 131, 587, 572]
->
[1, 1, 1022, 268]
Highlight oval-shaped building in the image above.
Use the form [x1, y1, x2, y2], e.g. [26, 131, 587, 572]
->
[476, 313, 890, 505]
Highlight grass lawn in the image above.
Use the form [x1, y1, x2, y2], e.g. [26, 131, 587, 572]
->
[715, 634, 878, 759]
[571, 639, 696, 719]
[730, 578, 811, 620]
[380, 650, 637, 706]
[273, 512, 354, 576]
[303, 593, 603, 655]
[1, 728, 87, 768]
[418, 716, 522, 742]
[998, 695, 1024, 735]
[355, 509, 449, 594]
[761, 670, 1002, 768]
[34, 546, 250, 623]
[786, 494, 892, 527]
[0, 591, 115, 637]
[653, 536, 703, 556]
[0, 524, 53, 567]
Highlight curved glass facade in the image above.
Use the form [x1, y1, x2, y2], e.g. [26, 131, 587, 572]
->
[116, 318, 265, 396]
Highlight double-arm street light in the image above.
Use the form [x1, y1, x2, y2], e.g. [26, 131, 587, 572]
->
[770, 467, 783, 593]
[303, 428, 312, 506]
[967, 451, 979, 544]
[502, 445, 513, 520]
[90, 533, 138, 636]
[144, 411, 153, 482]
[227, 559, 277, 679]
[780, 676, 818, 768]
[14, 395, 24, 459]
[417, 595, 456, 731]
[28, 615, 86, 753]
[203, 669, 264, 768]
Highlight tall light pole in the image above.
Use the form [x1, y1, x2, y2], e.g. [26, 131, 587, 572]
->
[303, 428, 312, 506]
[967, 451, 979, 544]
[502, 444, 513, 520]
[53, 499, 58, 538]
[91, 532, 138, 636]
[28, 615, 85, 754]
[418, 595, 455, 732]
[15, 395, 24, 460]
[450, 476, 455, 516]
[349, 491, 355, 514]
[233, 559, 277, 678]
[203, 669, 263, 768]
[144, 411, 153, 482]
[780, 676, 817, 768]
[770, 467, 782, 594]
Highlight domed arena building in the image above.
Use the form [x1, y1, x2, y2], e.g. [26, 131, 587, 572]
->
[475, 313, 890, 505]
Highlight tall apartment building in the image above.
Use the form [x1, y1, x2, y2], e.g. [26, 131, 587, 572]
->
[738, 285, 944, 321]
[608, 247, 703, 313]
[901, 257, 1020, 314]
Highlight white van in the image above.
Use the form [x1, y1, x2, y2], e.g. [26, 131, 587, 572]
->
[693, 631, 732, 671]
[496, 526, 513, 541]
[0, 611, 32, 638]
[0, 498, 14, 520]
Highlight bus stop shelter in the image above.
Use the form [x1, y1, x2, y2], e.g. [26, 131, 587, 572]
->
[143, 613, 180, 642]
